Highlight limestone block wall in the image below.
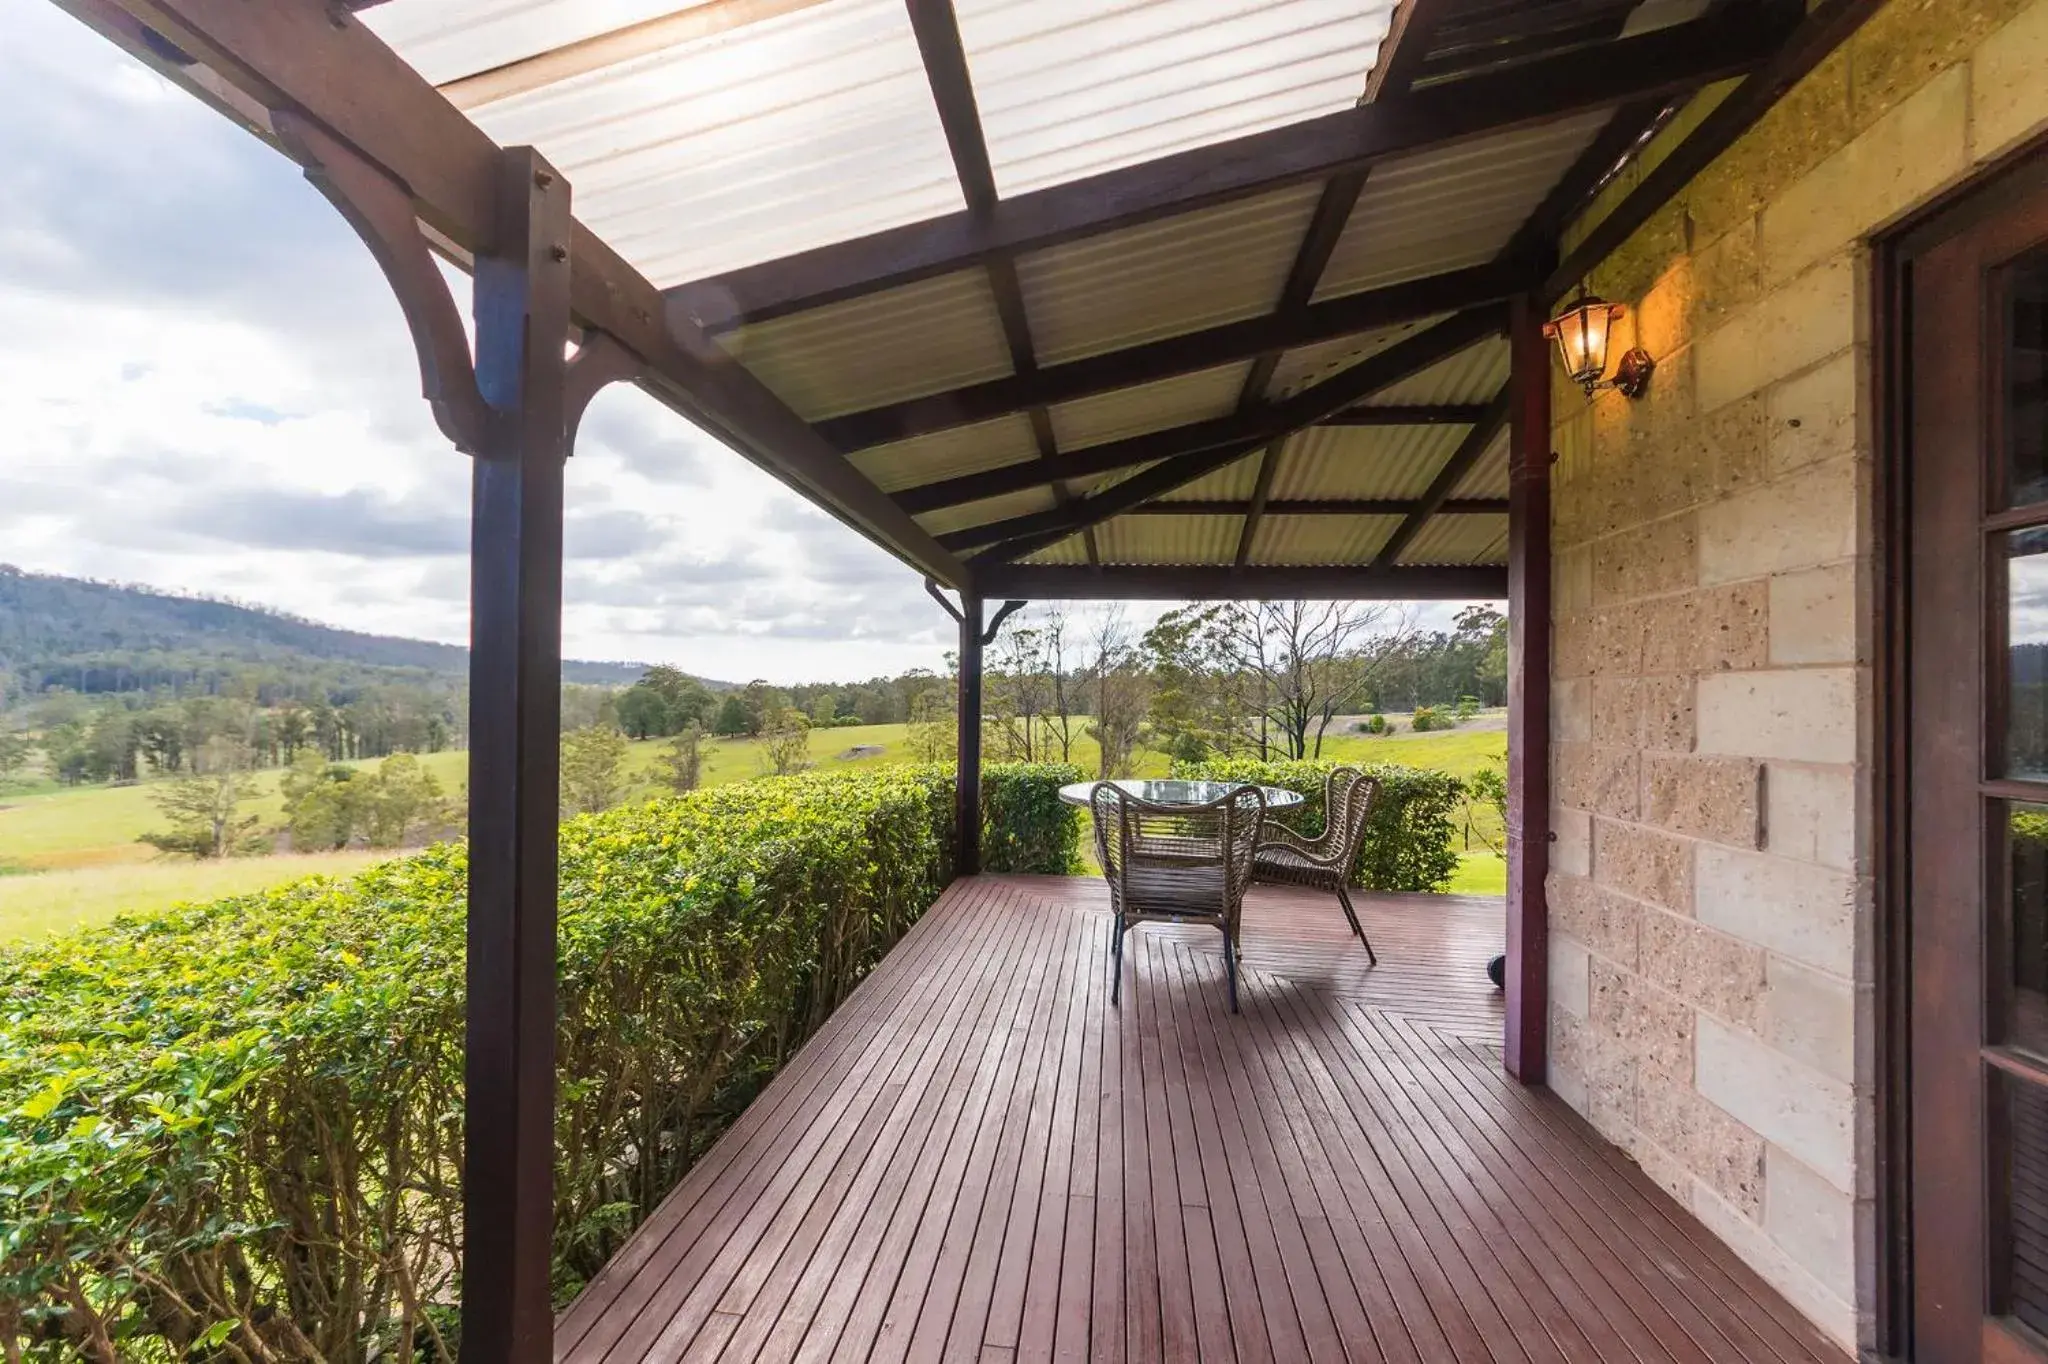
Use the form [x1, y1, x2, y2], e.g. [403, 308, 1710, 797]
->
[1543, 0, 2048, 1349]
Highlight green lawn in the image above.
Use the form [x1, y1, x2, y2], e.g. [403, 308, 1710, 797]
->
[0, 717, 1508, 942]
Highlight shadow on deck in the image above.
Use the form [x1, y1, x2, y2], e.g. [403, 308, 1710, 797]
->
[559, 876, 1846, 1363]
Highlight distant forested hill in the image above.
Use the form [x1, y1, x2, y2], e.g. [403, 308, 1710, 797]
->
[0, 564, 666, 698]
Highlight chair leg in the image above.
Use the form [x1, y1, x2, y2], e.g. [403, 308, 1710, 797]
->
[1112, 918, 1125, 1007]
[1223, 925, 1240, 1014]
[1336, 884, 1377, 966]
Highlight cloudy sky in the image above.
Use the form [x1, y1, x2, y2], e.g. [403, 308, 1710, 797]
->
[0, 0, 1484, 685]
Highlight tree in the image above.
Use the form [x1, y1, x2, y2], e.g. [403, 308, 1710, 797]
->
[561, 725, 630, 816]
[0, 731, 31, 786]
[616, 666, 712, 738]
[712, 694, 752, 737]
[1086, 607, 1150, 778]
[657, 724, 703, 794]
[987, 610, 1062, 763]
[907, 685, 953, 762]
[141, 736, 263, 858]
[280, 748, 362, 850]
[762, 707, 812, 776]
[360, 752, 446, 847]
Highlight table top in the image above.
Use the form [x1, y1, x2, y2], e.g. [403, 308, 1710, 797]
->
[1057, 778, 1307, 810]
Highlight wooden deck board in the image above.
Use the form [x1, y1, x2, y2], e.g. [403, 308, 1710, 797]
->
[561, 876, 1850, 1364]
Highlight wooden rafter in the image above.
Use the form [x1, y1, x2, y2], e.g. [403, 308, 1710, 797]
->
[976, 564, 1509, 601]
[1129, 498, 1508, 517]
[895, 306, 1505, 517]
[1546, 0, 1881, 300]
[812, 261, 1523, 451]
[1237, 0, 1444, 568]
[902, 0, 1099, 566]
[1501, 95, 1672, 269]
[664, 5, 1796, 330]
[59, 0, 972, 589]
[1369, 391, 1513, 571]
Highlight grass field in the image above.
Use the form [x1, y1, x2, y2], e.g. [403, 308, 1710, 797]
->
[0, 716, 1508, 942]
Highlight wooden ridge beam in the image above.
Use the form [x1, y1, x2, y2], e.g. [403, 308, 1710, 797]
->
[1370, 390, 1512, 571]
[666, 5, 1796, 330]
[895, 306, 1506, 516]
[973, 563, 1509, 601]
[808, 261, 1524, 450]
[1128, 498, 1508, 517]
[63, 0, 971, 589]
[1545, 0, 1879, 301]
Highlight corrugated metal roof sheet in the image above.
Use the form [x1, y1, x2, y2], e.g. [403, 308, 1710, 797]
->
[1017, 184, 1323, 365]
[1095, 514, 1240, 566]
[1396, 513, 1510, 565]
[955, 0, 1397, 197]
[1452, 435, 1511, 499]
[358, 0, 706, 85]
[1313, 110, 1614, 301]
[1269, 424, 1467, 501]
[403, 0, 965, 286]
[913, 486, 1058, 537]
[1371, 337, 1510, 405]
[1267, 317, 1444, 397]
[849, 412, 1039, 493]
[1048, 362, 1250, 451]
[1160, 451, 1266, 502]
[1248, 515, 1401, 565]
[1023, 533, 1092, 566]
[716, 268, 1012, 419]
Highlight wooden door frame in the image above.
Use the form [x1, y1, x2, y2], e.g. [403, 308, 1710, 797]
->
[1876, 131, 2048, 1363]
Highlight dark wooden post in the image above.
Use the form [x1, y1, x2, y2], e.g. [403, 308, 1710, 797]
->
[1504, 293, 1552, 1085]
[956, 592, 984, 876]
[463, 146, 572, 1362]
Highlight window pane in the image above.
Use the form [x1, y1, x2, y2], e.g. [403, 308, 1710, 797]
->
[2014, 802, 2048, 1057]
[2008, 530, 2048, 780]
[1997, 1070, 2048, 1337]
[2005, 251, 2048, 509]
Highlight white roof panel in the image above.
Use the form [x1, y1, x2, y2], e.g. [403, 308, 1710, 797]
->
[1096, 514, 1240, 566]
[1047, 362, 1250, 452]
[1397, 513, 1511, 565]
[1248, 515, 1400, 566]
[849, 413, 1040, 493]
[955, 0, 1397, 197]
[1270, 424, 1467, 501]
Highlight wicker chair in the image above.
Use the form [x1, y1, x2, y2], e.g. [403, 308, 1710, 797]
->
[1092, 782, 1266, 1013]
[1252, 768, 1383, 964]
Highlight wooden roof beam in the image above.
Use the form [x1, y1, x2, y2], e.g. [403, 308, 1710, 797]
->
[814, 260, 1523, 451]
[975, 564, 1508, 601]
[1369, 390, 1513, 571]
[895, 306, 1505, 517]
[63, 0, 971, 588]
[665, 3, 1796, 330]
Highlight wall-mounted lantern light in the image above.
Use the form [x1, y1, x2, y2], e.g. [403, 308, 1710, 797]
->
[1544, 287, 1655, 399]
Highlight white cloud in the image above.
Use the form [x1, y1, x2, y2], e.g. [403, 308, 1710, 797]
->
[0, 0, 1496, 686]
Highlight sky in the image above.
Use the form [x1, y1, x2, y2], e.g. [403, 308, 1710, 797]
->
[0, 0, 1491, 686]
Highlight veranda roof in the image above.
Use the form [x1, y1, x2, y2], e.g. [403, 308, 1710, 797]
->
[66, 0, 1823, 598]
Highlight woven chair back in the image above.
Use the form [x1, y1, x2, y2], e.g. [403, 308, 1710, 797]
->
[1324, 768, 1383, 866]
[1091, 782, 1266, 923]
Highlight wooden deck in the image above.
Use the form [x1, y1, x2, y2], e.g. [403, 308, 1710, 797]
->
[558, 876, 1848, 1364]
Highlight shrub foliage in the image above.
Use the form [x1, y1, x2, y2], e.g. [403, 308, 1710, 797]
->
[0, 763, 1074, 1361]
[980, 763, 1084, 874]
[1172, 758, 1464, 892]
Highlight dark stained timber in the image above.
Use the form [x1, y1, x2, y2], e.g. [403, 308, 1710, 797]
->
[1504, 295, 1552, 1085]
[956, 592, 984, 877]
[1128, 497, 1509, 518]
[1370, 392, 1513, 571]
[972, 564, 1509, 601]
[665, 6, 1798, 328]
[464, 147, 573, 1363]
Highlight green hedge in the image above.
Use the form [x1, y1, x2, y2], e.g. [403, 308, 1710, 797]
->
[0, 762, 1075, 1362]
[1171, 758, 1465, 892]
[981, 762, 1083, 874]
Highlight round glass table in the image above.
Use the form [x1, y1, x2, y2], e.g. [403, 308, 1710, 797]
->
[1057, 778, 1306, 810]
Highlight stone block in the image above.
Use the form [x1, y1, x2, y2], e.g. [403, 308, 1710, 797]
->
[1593, 515, 1698, 607]
[1591, 604, 1649, 675]
[1697, 391, 1770, 501]
[1685, 51, 1852, 244]
[1759, 65, 1968, 286]
[1764, 1145, 1859, 1306]
[1973, 0, 2048, 161]
[1769, 562, 1863, 667]
[1764, 956, 1858, 1086]
[1696, 255, 1858, 415]
[1552, 934, 1591, 1022]
[1849, 0, 2032, 127]
[1595, 818, 1694, 914]
[1555, 742, 1640, 822]
[1696, 668, 1859, 765]
[1547, 870, 1643, 970]
[1636, 1069, 1766, 1217]
[1552, 804, 1593, 878]
[1763, 762, 1861, 872]
[1590, 958, 1695, 1082]
[1553, 676, 1592, 745]
[1555, 544, 1594, 615]
[1640, 908, 1769, 1032]
[1589, 676, 1642, 747]
[1697, 456, 1860, 586]
[1644, 754, 1763, 849]
[1696, 846, 1863, 978]
[1553, 615, 1593, 678]
[1689, 1180, 1859, 1353]
[1638, 584, 1770, 676]
[1696, 1014, 1856, 1192]
[1691, 217, 1767, 338]
[1641, 675, 1697, 752]
[1766, 348, 1862, 477]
